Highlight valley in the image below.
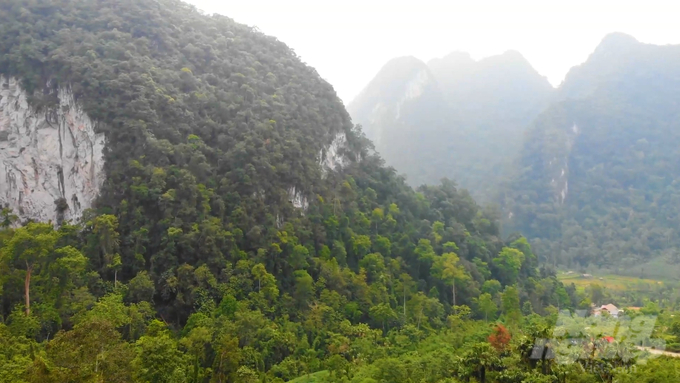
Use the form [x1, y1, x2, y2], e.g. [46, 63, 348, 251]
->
[557, 272, 664, 292]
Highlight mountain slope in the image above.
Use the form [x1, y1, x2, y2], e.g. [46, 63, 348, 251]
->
[505, 33, 680, 275]
[0, 0, 357, 222]
[349, 56, 443, 146]
[0, 0, 572, 357]
[0, 1, 625, 381]
[347, 57, 449, 188]
[349, 50, 553, 200]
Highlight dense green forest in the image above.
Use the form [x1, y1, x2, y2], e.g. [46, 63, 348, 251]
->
[1, 0, 680, 382]
[348, 51, 553, 202]
[505, 33, 680, 277]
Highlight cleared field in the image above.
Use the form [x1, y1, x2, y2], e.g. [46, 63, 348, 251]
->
[558, 273, 664, 291]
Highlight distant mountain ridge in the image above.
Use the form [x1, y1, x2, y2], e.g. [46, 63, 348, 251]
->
[349, 56, 442, 147]
[428, 49, 553, 122]
[350, 33, 680, 277]
[349, 49, 553, 201]
[505, 33, 680, 276]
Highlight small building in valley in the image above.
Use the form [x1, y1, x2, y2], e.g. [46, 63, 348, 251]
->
[593, 304, 622, 318]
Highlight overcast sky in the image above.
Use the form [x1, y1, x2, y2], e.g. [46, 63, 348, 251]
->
[187, 0, 679, 104]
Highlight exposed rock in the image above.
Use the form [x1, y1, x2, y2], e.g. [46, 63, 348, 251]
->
[284, 131, 350, 212]
[287, 186, 308, 210]
[395, 69, 431, 119]
[347, 56, 437, 147]
[319, 131, 348, 173]
[0, 76, 105, 223]
[544, 123, 579, 204]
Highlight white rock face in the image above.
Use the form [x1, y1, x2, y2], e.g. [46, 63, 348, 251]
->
[285, 131, 350, 212]
[356, 68, 433, 147]
[319, 132, 347, 173]
[367, 102, 390, 146]
[287, 186, 308, 210]
[395, 69, 430, 120]
[544, 123, 580, 204]
[0, 76, 105, 223]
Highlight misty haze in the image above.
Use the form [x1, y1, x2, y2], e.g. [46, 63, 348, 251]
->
[1, 0, 680, 382]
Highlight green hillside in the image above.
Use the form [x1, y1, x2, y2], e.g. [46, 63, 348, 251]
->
[505, 34, 680, 275]
[0, 0, 597, 382]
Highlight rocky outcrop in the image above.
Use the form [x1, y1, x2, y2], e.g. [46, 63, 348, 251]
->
[283, 132, 349, 212]
[287, 186, 308, 210]
[394, 69, 431, 120]
[547, 123, 579, 204]
[0, 76, 105, 224]
[319, 132, 348, 173]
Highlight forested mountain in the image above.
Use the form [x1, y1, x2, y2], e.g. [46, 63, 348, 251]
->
[348, 50, 553, 201]
[505, 33, 680, 276]
[0, 0, 595, 382]
[428, 50, 553, 124]
[346, 57, 448, 191]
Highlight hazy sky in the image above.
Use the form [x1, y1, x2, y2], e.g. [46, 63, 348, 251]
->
[187, 0, 679, 104]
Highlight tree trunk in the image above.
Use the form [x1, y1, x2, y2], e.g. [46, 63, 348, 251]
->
[403, 284, 406, 320]
[114, 269, 118, 288]
[24, 264, 32, 316]
[417, 310, 422, 330]
[452, 282, 457, 312]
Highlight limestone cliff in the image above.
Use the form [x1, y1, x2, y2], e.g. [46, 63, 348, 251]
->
[0, 76, 105, 224]
[319, 131, 348, 173]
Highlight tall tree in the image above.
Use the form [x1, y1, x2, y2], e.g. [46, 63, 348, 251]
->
[492, 247, 525, 285]
[93, 215, 121, 284]
[501, 285, 522, 326]
[0, 208, 18, 229]
[1, 223, 59, 315]
[475, 292, 497, 321]
[432, 252, 470, 308]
